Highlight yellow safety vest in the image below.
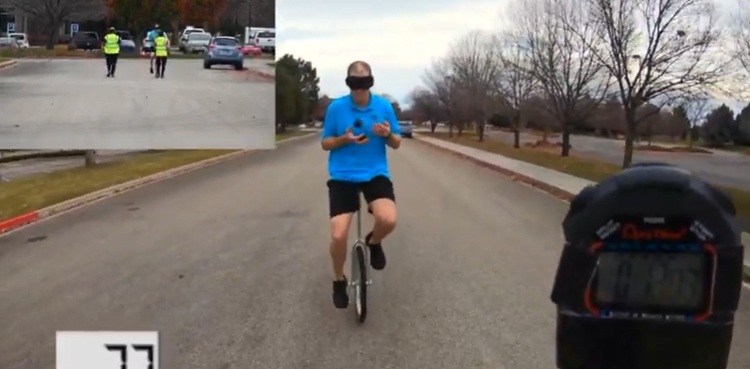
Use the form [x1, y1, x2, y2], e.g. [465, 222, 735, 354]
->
[103, 33, 120, 54]
[154, 37, 168, 57]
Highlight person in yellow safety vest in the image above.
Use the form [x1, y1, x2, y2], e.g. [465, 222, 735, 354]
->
[153, 31, 170, 79]
[103, 27, 121, 78]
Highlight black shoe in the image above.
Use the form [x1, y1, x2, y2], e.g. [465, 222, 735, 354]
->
[106, 73, 111, 77]
[149, 67, 153, 74]
[332, 277, 349, 309]
[155, 73, 160, 78]
[365, 232, 386, 270]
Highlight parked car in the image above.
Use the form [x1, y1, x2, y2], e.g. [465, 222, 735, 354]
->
[115, 30, 137, 53]
[241, 44, 262, 56]
[179, 26, 206, 52]
[68, 32, 100, 51]
[203, 36, 244, 70]
[184, 32, 212, 53]
[8, 33, 29, 48]
[399, 121, 414, 138]
[0, 37, 19, 50]
[253, 31, 275, 53]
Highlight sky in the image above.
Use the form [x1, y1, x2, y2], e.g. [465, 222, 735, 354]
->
[276, 0, 746, 109]
[276, 0, 506, 105]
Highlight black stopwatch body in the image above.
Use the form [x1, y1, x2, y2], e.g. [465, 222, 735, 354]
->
[551, 163, 744, 369]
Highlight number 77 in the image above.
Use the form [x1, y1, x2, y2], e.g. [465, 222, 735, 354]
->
[105, 344, 155, 369]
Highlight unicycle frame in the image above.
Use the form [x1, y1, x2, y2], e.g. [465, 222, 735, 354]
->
[350, 192, 372, 323]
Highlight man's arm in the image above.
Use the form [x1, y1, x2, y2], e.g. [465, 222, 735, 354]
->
[321, 104, 348, 151]
[384, 102, 402, 149]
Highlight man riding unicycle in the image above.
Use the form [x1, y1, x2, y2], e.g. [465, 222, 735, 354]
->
[145, 24, 160, 74]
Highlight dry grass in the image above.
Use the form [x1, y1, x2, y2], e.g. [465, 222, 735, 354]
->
[0, 131, 308, 220]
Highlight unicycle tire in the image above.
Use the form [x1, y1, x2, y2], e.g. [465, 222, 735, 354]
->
[352, 245, 368, 323]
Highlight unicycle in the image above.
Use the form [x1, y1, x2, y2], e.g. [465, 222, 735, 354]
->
[350, 194, 372, 323]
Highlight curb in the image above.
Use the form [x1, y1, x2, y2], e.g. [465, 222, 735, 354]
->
[243, 68, 274, 82]
[0, 133, 315, 235]
[0, 60, 18, 70]
[413, 135, 750, 281]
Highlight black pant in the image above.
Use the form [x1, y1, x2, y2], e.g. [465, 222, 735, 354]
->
[327, 175, 396, 218]
[155, 56, 167, 75]
[105, 53, 118, 75]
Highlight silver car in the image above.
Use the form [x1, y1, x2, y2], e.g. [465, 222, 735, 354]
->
[184, 32, 211, 53]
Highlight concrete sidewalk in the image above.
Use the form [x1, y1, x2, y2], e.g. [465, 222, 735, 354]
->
[416, 135, 750, 276]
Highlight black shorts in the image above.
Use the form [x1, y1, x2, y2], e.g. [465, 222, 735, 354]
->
[327, 175, 396, 218]
[143, 46, 155, 53]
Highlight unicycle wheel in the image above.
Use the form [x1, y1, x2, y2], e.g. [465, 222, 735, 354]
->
[351, 244, 368, 323]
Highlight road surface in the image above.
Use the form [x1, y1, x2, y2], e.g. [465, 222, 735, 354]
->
[1, 137, 748, 369]
[487, 130, 750, 190]
[0, 58, 273, 150]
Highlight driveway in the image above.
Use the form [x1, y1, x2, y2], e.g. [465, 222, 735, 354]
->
[1, 136, 748, 369]
[0, 59, 273, 150]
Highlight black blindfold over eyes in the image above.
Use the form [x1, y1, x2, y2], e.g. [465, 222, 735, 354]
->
[345, 75, 374, 90]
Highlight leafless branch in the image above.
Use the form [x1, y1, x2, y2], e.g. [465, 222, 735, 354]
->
[510, 0, 610, 155]
[447, 31, 501, 140]
[588, 0, 726, 108]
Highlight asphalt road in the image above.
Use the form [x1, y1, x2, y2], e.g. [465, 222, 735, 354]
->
[1, 136, 749, 369]
[486, 130, 750, 190]
[0, 58, 274, 150]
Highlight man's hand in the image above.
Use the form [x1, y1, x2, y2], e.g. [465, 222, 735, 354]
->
[372, 121, 391, 137]
[344, 126, 369, 144]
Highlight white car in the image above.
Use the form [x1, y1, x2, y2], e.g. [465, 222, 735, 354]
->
[184, 32, 212, 53]
[179, 27, 207, 52]
[8, 33, 29, 48]
[253, 31, 274, 52]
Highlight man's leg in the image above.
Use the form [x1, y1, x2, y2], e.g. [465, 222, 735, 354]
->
[105, 54, 112, 76]
[110, 54, 118, 77]
[362, 175, 397, 270]
[150, 52, 154, 73]
[159, 57, 167, 77]
[327, 179, 360, 309]
[154, 57, 162, 77]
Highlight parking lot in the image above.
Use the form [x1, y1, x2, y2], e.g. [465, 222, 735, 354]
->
[0, 58, 274, 150]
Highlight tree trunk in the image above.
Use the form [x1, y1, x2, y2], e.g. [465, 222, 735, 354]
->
[513, 111, 521, 148]
[561, 124, 571, 157]
[622, 112, 637, 168]
[448, 122, 454, 138]
[688, 124, 695, 148]
[84, 150, 97, 168]
[430, 121, 437, 133]
[45, 27, 58, 50]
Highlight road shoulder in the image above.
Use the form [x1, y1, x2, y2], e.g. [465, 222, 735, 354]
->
[414, 133, 750, 281]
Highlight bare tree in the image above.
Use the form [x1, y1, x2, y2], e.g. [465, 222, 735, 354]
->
[408, 88, 444, 132]
[586, 0, 726, 167]
[1, 0, 107, 49]
[494, 31, 538, 148]
[731, 0, 750, 76]
[447, 31, 501, 142]
[423, 58, 458, 137]
[511, 0, 610, 157]
[681, 94, 710, 148]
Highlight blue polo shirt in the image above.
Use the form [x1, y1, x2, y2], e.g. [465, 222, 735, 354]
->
[147, 30, 159, 41]
[322, 93, 401, 182]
